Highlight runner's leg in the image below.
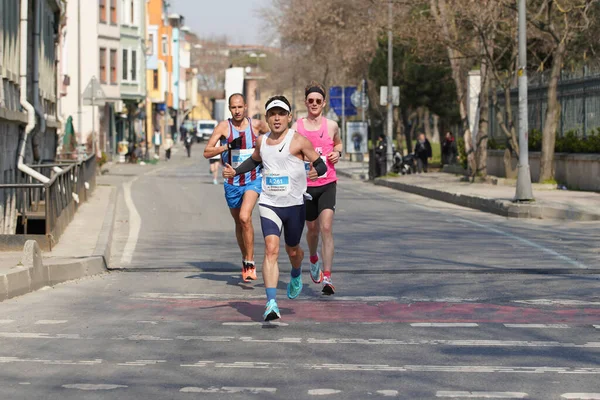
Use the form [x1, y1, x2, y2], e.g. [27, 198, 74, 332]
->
[318, 209, 335, 275]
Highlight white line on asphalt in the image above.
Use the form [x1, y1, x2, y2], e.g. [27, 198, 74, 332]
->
[137, 320, 159, 325]
[120, 178, 141, 265]
[0, 320, 14, 324]
[34, 320, 68, 325]
[436, 391, 528, 398]
[376, 390, 399, 396]
[503, 324, 571, 329]
[594, 325, 600, 329]
[222, 322, 289, 327]
[18, 382, 30, 385]
[0, 357, 102, 366]
[561, 394, 600, 399]
[3, 332, 600, 348]
[117, 360, 166, 366]
[180, 387, 277, 394]
[458, 219, 588, 269]
[411, 323, 479, 328]
[308, 389, 342, 395]
[62, 384, 128, 391]
[514, 299, 600, 306]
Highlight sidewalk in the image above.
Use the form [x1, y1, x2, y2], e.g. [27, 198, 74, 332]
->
[336, 160, 600, 221]
[0, 185, 116, 301]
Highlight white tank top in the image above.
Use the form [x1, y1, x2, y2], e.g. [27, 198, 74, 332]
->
[259, 130, 307, 207]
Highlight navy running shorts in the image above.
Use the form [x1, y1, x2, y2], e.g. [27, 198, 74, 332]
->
[259, 203, 306, 247]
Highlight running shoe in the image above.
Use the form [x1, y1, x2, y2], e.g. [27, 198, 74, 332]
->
[322, 276, 335, 295]
[287, 273, 303, 299]
[263, 299, 281, 321]
[241, 262, 257, 282]
[309, 256, 323, 284]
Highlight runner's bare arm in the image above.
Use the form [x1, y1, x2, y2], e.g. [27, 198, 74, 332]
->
[327, 120, 343, 164]
[203, 121, 229, 159]
[290, 120, 298, 131]
[296, 135, 327, 180]
[252, 119, 271, 135]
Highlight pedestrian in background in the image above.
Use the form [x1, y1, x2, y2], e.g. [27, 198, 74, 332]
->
[153, 128, 162, 160]
[374, 133, 387, 177]
[441, 131, 457, 166]
[164, 133, 174, 161]
[413, 132, 432, 173]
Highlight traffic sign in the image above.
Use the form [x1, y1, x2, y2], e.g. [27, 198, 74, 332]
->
[82, 76, 107, 106]
[379, 86, 400, 106]
[351, 90, 369, 108]
[329, 86, 357, 117]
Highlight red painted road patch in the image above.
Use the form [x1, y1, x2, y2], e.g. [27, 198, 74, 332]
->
[120, 299, 600, 324]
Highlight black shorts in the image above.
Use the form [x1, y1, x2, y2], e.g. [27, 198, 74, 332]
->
[305, 182, 336, 222]
[209, 159, 220, 164]
[259, 203, 306, 247]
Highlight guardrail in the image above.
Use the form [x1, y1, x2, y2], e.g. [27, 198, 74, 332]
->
[0, 154, 97, 251]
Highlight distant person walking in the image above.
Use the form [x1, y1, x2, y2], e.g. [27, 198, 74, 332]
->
[414, 133, 432, 173]
[164, 133, 174, 161]
[441, 131, 457, 166]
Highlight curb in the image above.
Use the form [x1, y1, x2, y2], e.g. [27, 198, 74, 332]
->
[0, 186, 117, 302]
[373, 179, 600, 221]
[337, 169, 368, 181]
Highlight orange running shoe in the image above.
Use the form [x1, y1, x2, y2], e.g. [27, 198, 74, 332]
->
[242, 261, 257, 282]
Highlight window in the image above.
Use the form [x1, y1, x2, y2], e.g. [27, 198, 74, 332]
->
[147, 33, 154, 55]
[110, 0, 117, 24]
[153, 70, 158, 90]
[122, 49, 128, 81]
[110, 49, 117, 84]
[99, 48, 107, 84]
[161, 35, 168, 56]
[131, 50, 137, 81]
[130, 0, 135, 25]
[99, 0, 106, 23]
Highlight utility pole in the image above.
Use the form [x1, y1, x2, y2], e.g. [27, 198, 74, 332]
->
[515, 0, 534, 201]
[77, 0, 82, 141]
[386, 0, 394, 174]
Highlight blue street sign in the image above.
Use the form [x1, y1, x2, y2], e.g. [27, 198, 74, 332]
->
[329, 86, 357, 117]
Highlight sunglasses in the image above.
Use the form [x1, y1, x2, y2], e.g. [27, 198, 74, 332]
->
[307, 98, 323, 105]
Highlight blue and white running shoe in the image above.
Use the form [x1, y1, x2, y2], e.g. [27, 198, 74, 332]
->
[263, 299, 281, 321]
[310, 256, 323, 284]
[287, 274, 303, 299]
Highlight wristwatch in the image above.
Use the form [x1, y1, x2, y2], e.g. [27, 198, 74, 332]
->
[337, 151, 342, 158]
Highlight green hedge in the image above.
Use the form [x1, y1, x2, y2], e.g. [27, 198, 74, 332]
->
[488, 128, 600, 153]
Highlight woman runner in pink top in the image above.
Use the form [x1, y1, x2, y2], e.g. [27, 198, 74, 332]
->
[292, 81, 343, 295]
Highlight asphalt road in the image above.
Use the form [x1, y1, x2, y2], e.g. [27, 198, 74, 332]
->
[0, 143, 598, 400]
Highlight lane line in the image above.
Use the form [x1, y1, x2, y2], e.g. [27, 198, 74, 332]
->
[514, 300, 600, 306]
[308, 389, 342, 395]
[436, 391, 528, 398]
[180, 387, 276, 394]
[504, 324, 571, 329]
[120, 178, 141, 265]
[62, 384, 127, 391]
[411, 323, 479, 328]
[377, 390, 399, 396]
[0, 320, 14, 324]
[3, 332, 600, 348]
[222, 322, 289, 327]
[561, 394, 600, 399]
[35, 320, 67, 325]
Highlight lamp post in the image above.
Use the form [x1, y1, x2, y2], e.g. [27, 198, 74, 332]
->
[386, 0, 394, 174]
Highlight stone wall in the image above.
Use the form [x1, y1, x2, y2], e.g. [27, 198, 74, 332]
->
[488, 150, 600, 191]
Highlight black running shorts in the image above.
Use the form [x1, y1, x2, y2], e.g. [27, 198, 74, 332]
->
[305, 182, 336, 222]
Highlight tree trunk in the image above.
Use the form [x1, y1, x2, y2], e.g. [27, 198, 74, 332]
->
[424, 108, 432, 140]
[539, 40, 566, 183]
[432, 114, 440, 143]
[476, 52, 491, 178]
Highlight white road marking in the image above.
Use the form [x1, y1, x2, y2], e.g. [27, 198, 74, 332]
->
[377, 390, 399, 396]
[180, 361, 600, 374]
[459, 219, 588, 269]
[18, 382, 30, 385]
[180, 387, 276, 394]
[120, 178, 141, 265]
[2, 332, 598, 348]
[34, 320, 68, 325]
[436, 391, 528, 398]
[411, 323, 479, 328]
[222, 322, 289, 327]
[117, 360, 166, 366]
[0, 357, 101, 366]
[514, 299, 600, 306]
[504, 324, 571, 329]
[137, 321, 159, 325]
[594, 325, 600, 329]
[561, 394, 600, 399]
[0, 320, 14, 324]
[62, 384, 127, 391]
[308, 389, 342, 395]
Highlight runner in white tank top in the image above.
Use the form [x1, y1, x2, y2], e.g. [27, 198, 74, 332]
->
[222, 95, 326, 321]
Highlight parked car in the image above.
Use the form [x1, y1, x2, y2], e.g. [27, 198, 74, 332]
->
[196, 120, 218, 142]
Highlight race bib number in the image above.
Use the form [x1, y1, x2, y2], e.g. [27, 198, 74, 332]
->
[264, 170, 290, 196]
[231, 149, 254, 168]
[304, 156, 328, 178]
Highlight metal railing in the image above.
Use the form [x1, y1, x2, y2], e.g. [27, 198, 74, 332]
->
[0, 154, 97, 250]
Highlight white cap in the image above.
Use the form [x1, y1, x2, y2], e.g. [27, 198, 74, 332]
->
[265, 99, 291, 113]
